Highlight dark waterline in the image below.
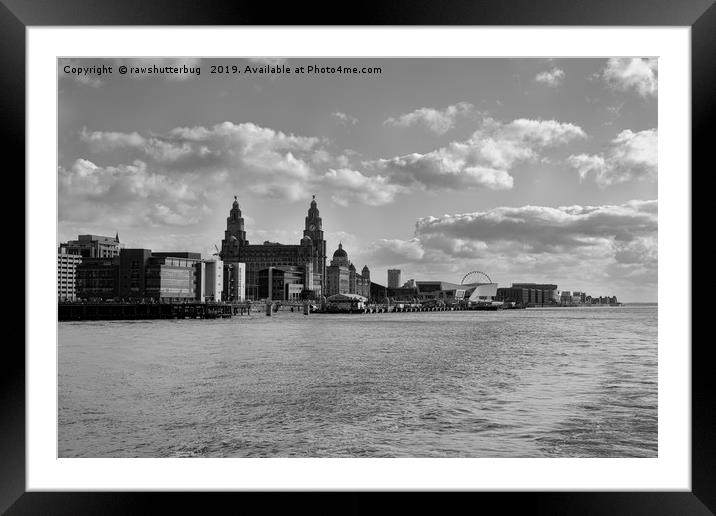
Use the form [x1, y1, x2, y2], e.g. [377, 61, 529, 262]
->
[58, 306, 657, 458]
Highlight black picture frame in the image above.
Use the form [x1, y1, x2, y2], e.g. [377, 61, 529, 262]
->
[2, 0, 708, 513]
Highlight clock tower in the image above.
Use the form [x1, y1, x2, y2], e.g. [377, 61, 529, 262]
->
[304, 195, 327, 286]
[220, 195, 248, 261]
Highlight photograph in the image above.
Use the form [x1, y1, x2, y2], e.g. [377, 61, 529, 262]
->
[56, 56, 659, 459]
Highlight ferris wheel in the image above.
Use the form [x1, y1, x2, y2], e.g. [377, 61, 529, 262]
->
[461, 270, 492, 285]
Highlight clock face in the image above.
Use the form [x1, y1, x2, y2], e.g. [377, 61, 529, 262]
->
[309, 224, 316, 231]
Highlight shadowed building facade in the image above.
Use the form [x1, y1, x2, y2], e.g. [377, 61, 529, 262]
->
[219, 196, 326, 300]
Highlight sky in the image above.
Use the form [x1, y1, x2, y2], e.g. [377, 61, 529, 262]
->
[58, 57, 658, 301]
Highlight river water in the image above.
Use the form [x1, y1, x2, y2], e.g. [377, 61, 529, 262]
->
[58, 305, 657, 458]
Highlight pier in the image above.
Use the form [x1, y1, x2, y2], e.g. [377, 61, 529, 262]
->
[58, 302, 252, 321]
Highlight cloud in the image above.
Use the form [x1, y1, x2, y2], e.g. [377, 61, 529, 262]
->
[362, 200, 657, 295]
[332, 112, 358, 126]
[568, 128, 657, 186]
[323, 168, 406, 206]
[369, 117, 586, 191]
[603, 58, 658, 97]
[58, 158, 209, 227]
[535, 67, 565, 87]
[365, 238, 426, 264]
[76, 122, 401, 207]
[73, 116, 587, 211]
[384, 102, 475, 135]
[414, 200, 657, 253]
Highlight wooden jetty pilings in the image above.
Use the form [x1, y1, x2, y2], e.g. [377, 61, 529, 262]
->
[58, 302, 252, 321]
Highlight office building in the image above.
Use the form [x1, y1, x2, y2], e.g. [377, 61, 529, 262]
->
[57, 247, 83, 301]
[387, 269, 401, 289]
[76, 256, 119, 300]
[60, 233, 124, 259]
[223, 262, 245, 302]
[257, 266, 306, 301]
[511, 283, 558, 305]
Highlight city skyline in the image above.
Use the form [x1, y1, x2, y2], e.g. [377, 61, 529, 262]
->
[58, 58, 657, 301]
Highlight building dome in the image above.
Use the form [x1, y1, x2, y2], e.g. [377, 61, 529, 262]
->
[349, 263, 356, 271]
[301, 235, 312, 245]
[333, 242, 347, 258]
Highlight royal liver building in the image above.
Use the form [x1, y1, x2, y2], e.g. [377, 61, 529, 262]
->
[219, 196, 327, 300]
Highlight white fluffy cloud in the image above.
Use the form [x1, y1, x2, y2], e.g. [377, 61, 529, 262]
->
[369, 117, 586, 191]
[568, 128, 657, 186]
[58, 158, 209, 227]
[362, 200, 657, 295]
[535, 67, 565, 87]
[603, 58, 658, 98]
[323, 168, 406, 206]
[76, 116, 587, 209]
[384, 102, 475, 135]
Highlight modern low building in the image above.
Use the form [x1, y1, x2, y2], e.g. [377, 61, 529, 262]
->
[257, 266, 305, 301]
[370, 281, 388, 303]
[386, 286, 419, 302]
[57, 247, 82, 301]
[464, 283, 499, 304]
[75, 249, 206, 302]
[75, 256, 119, 300]
[496, 287, 529, 305]
[145, 253, 202, 302]
[511, 283, 558, 305]
[415, 281, 461, 300]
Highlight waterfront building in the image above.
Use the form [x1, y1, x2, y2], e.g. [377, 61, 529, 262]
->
[118, 249, 152, 300]
[386, 286, 419, 302]
[325, 243, 370, 298]
[497, 287, 529, 305]
[511, 283, 558, 305]
[223, 262, 246, 302]
[76, 256, 119, 300]
[57, 247, 82, 301]
[145, 253, 202, 302]
[257, 266, 306, 301]
[326, 243, 350, 296]
[370, 281, 387, 303]
[75, 248, 205, 302]
[219, 196, 326, 300]
[60, 233, 124, 259]
[387, 269, 402, 289]
[197, 258, 223, 302]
